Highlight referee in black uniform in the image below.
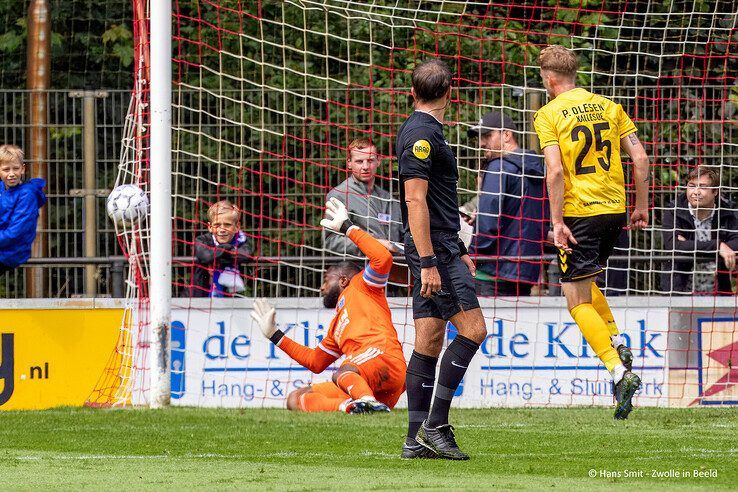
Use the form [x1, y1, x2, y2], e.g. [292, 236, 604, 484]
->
[397, 59, 487, 460]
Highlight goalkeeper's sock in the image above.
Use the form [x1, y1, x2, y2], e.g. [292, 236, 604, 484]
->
[427, 334, 479, 428]
[591, 282, 619, 336]
[298, 392, 348, 412]
[335, 371, 374, 400]
[405, 351, 437, 444]
[570, 303, 622, 373]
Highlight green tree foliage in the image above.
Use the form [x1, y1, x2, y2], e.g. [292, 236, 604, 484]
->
[172, 1, 736, 253]
[0, 0, 132, 89]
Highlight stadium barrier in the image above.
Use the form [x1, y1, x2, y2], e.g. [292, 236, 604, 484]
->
[14, 252, 713, 300]
[2, 298, 734, 410]
[171, 297, 736, 409]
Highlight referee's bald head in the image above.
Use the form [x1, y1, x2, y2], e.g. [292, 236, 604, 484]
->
[412, 58, 452, 103]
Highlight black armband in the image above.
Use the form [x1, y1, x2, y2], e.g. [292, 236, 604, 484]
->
[339, 218, 354, 235]
[457, 239, 468, 257]
[269, 329, 285, 345]
[420, 255, 438, 268]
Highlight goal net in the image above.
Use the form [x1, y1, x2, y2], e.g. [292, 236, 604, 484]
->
[88, 0, 738, 408]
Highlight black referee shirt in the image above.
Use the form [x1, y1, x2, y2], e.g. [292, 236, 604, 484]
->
[396, 111, 460, 234]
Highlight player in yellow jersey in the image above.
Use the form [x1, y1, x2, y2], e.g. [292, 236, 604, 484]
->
[533, 45, 650, 419]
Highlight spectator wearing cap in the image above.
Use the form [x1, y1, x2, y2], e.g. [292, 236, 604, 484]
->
[468, 111, 549, 296]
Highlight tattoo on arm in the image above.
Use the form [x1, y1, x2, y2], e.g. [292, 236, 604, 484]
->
[628, 133, 639, 145]
[644, 173, 650, 184]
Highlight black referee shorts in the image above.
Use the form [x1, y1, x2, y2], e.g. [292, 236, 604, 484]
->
[558, 213, 627, 283]
[404, 230, 480, 320]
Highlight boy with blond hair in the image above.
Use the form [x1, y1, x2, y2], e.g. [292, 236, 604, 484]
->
[191, 200, 252, 297]
[0, 145, 46, 275]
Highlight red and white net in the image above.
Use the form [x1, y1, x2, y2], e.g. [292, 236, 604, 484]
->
[89, 0, 738, 408]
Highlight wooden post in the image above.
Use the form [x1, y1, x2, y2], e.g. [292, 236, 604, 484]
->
[26, 0, 50, 298]
[528, 91, 542, 153]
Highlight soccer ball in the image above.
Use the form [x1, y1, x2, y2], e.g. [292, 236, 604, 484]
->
[106, 184, 149, 226]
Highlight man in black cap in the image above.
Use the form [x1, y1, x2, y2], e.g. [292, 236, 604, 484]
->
[467, 111, 550, 296]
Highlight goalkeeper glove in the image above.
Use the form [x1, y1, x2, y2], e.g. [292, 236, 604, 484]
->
[320, 197, 354, 234]
[250, 298, 284, 344]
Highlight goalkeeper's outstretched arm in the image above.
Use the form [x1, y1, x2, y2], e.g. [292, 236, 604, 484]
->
[321, 197, 393, 288]
[346, 227, 393, 288]
[272, 335, 338, 374]
[250, 299, 338, 374]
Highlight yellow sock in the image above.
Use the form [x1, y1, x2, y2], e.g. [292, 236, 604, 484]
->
[570, 303, 622, 372]
[591, 283, 619, 336]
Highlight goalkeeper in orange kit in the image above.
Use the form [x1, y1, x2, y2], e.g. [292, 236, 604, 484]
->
[251, 198, 406, 414]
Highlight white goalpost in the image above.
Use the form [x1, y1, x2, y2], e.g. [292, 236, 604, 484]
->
[148, 0, 172, 408]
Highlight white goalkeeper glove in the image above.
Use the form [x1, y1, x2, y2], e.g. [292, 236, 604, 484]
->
[320, 197, 354, 234]
[250, 298, 283, 344]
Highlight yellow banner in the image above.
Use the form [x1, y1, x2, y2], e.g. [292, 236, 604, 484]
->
[0, 309, 121, 410]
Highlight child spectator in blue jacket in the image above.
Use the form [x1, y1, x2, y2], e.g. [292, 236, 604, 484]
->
[0, 145, 46, 275]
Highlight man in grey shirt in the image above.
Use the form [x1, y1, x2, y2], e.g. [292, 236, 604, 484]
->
[323, 138, 402, 256]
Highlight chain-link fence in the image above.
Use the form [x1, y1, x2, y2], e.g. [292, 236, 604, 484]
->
[0, 89, 128, 298]
[2, 86, 736, 297]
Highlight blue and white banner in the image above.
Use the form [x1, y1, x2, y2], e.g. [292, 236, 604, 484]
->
[170, 304, 668, 408]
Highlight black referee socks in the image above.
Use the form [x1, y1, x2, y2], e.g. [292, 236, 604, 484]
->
[405, 350, 438, 443]
[427, 334, 480, 428]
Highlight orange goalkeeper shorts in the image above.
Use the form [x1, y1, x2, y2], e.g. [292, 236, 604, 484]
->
[342, 348, 406, 409]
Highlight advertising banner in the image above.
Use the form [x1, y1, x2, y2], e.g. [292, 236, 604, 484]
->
[171, 305, 669, 408]
[691, 318, 737, 406]
[0, 309, 122, 410]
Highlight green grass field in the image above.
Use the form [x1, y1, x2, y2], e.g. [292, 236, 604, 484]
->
[0, 407, 735, 490]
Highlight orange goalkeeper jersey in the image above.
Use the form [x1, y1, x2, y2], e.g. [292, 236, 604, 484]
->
[276, 227, 404, 372]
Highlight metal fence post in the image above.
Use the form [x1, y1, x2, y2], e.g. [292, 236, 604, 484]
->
[527, 90, 542, 152]
[70, 90, 108, 297]
[110, 260, 125, 298]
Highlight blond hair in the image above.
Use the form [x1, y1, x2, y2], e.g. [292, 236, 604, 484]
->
[538, 45, 578, 80]
[207, 199, 240, 223]
[0, 144, 24, 166]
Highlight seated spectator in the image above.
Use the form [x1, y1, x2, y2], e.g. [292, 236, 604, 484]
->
[661, 166, 738, 294]
[0, 144, 46, 275]
[323, 138, 401, 257]
[191, 200, 252, 297]
[467, 111, 549, 296]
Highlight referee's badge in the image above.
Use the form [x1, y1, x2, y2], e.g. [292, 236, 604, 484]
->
[412, 140, 431, 160]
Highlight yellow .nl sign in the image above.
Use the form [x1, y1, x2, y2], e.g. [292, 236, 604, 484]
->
[0, 309, 121, 410]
